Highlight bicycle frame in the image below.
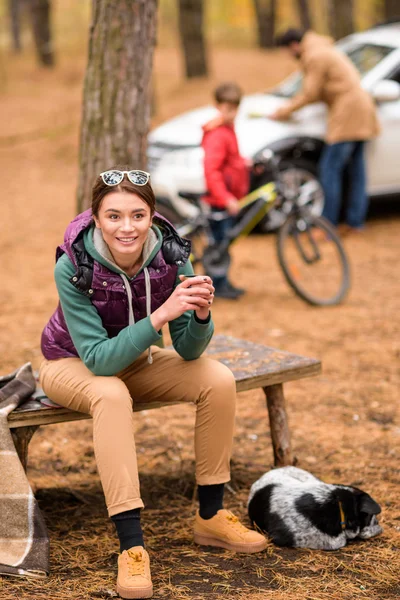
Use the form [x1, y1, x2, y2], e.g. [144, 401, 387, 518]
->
[178, 157, 318, 264]
[222, 174, 320, 246]
[227, 182, 278, 243]
[176, 153, 350, 306]
[179, 181, 280, 263]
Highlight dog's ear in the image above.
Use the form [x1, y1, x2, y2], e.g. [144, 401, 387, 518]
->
[357, 492, 381, 515]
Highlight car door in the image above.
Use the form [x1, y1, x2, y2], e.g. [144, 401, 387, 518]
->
[366, 62, 400, 194]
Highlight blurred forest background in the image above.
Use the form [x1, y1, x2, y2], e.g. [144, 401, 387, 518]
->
[0, 0, 396, 75]
[2, 0, 397, 202]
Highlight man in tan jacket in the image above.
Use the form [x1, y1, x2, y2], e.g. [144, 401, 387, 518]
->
[270, 29, 380, 233]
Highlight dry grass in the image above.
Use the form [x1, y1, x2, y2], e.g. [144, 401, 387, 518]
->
[0, 29, 399, 600]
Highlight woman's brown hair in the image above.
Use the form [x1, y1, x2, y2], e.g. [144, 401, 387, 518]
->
[91, 167, 156, 217]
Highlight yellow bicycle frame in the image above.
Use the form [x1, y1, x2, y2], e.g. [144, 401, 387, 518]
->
[231, 181, 278, 242]
[186, 181, 278, 262]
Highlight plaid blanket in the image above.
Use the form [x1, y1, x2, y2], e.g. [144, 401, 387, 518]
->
[0, 363, 49, 578]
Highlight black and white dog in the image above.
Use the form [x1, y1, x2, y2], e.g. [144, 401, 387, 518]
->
[248, 467, 382, 550]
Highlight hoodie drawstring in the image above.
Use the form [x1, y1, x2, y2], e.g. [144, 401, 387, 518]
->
[120, 269, 153, 365]
[144, 267, 153, 364]
[120, 273, 135, 326]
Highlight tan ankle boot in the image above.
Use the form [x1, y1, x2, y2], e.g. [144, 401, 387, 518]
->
[194, 509, 267, 553]
[117, 546, 153, 599]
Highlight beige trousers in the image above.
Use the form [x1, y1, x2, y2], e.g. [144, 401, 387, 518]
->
[39, 347, 236, 517]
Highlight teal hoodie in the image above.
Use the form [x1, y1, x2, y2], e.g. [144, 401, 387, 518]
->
[53, 224, 214, 376]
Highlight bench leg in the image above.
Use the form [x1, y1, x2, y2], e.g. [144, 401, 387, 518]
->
[263, 384, 293, 467]
[11, 426, 39, 471]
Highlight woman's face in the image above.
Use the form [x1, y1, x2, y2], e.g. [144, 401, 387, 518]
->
[93, 191, 153, 263]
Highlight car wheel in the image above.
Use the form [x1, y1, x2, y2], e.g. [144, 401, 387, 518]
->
[257, 159, 324, 233]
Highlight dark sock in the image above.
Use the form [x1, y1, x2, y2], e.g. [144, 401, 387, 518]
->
[198, 483, 225, 520]
[111, 508, 144, 552]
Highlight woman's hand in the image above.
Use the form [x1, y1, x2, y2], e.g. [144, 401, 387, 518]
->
[180, 275, 214, 321]
[150, 275, 214, 331]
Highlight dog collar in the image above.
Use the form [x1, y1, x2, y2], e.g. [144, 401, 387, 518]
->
[339, 501, 346, 530]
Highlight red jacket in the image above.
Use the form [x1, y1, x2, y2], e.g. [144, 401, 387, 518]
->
[201, 117, 249, 209]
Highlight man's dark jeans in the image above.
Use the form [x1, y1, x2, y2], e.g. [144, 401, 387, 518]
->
[320, 141, 368, 229]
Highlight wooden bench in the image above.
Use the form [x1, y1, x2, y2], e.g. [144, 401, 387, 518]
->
[8, 335, 321, 471]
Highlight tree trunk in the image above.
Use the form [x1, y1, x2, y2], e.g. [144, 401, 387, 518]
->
[327, 0, 354, 40]
[296, 0, 311, 31]
[77, 0, 158, 213]
[178, 0, 207, 78]
[384, 0, 400, 20]
[27, 0, 54, 66]
[253, 0, 276, 48]
[8, 0, 22, 52]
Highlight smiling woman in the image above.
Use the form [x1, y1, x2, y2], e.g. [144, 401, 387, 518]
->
[92, 171, 155, 277]
[94, 193, 152, 277]
[38, 169, 266, 598]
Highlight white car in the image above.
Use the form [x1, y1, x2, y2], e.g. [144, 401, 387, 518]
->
[148, 22, 400, 229]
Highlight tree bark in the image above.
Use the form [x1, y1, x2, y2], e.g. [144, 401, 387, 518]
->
[296, 0, 311, 31]
[327, 0, 354, 40]
[9, 0, 22, 52]
[253, 0, 276, 48]
[27, 0, 55, 66]
[178, 0, 207, 78]
[384, 0, 400, 20]
[77, 0, 158, 213]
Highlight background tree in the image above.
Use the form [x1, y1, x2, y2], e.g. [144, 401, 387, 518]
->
[8, 0, 22, 52]
[327, 0, 355, 39]
[384, 0, 400, 21]
[77, 0, 158, 213]
[178, 0, 207, 78]
[253, 0, 276, 48]
[296, 0, 311, 30]
[27, 0, 55, 66]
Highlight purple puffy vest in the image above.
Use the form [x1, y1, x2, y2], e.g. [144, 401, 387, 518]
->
[41, 210, 185, 360]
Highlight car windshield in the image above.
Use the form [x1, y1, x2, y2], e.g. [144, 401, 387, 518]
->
[272, 43, 394, 98]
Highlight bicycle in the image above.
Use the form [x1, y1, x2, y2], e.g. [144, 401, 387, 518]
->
[175, 151, 351, 306]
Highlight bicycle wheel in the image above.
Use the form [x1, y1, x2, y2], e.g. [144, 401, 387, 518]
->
[277, 214, 350, 306]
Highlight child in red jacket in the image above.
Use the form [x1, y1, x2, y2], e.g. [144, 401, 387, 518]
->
[202, 82, 250, 299]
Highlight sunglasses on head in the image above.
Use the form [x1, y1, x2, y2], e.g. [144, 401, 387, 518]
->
[100, 170, 150, 187]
